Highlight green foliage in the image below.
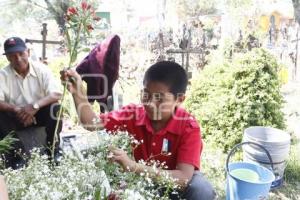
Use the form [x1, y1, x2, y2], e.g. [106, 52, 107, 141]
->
[0, 134, 18, 154]
[174, 0, 217, 19]
[47, 56, 68, 79]
[284, 140, 300, 183]
[64, 1, 100, 67]
[225, 0, 252, 9]
[185, 48, 285, 152]
[201, 148, 226, 199]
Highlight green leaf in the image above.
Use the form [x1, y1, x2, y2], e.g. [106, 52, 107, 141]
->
[185, 48, 285, 152]
[0, 132, 18, 153]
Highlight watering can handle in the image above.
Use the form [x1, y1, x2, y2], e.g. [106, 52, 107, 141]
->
[226, 141, 274, 173]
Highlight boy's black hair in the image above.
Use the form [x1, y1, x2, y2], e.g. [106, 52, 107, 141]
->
[143, 61, 188, 96]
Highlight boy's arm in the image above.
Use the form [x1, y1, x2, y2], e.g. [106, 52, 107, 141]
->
[61, 69, 104, 131]
[109, 147, 194, 187]
[135, 162, 194, 187]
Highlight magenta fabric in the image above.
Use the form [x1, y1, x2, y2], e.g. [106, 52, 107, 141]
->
[76, 35, 121, 105]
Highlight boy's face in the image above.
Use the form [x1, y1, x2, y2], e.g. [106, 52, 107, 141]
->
[141, 81, 185, 122]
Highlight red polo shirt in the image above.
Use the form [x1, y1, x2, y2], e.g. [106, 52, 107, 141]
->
[100, 104, 203, 170]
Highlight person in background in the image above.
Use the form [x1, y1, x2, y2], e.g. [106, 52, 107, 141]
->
[61, 61, 215, 200]
[0, 37, 62, 169]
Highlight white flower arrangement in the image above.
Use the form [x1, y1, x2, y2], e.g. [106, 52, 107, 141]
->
[3, 131, 178, 200]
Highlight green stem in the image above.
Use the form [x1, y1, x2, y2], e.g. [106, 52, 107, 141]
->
[51, 22, 83, 161]
[70, 23, 82, 63]
[51, 83, 67, 159]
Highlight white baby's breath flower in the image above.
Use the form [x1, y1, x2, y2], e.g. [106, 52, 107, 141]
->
[3, 130, 178, 200]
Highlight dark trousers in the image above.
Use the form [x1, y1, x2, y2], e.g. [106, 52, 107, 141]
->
[160, 171, 216, 200]
[0, 104, 62, 168]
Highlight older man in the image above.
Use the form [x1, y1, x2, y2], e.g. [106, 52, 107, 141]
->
[0, 37, 62, 168]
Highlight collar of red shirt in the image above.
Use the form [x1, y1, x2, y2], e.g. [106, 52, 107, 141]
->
[135, 106, 189, 135]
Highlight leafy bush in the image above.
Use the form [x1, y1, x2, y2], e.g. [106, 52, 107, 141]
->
[0, 134, 18, 154]
[185, 48, 285, 152]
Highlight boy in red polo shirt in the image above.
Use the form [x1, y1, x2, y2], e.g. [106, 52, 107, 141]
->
[61, 61, 215, 200]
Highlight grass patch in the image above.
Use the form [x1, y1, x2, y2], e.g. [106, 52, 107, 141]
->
[284, 140, 300, 183]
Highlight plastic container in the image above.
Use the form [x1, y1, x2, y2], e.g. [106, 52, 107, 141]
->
[226, 142, 275, 200]
[243, 126, 291, 188]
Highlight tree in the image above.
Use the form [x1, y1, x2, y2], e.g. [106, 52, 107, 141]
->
[292, 0, 300, 24]
[30, 0, 70, 33]
[24, 0, 74, 34]
[0, 0, 69, 34]
[1, 0, 100, 34]
[174, 0, 218, 20]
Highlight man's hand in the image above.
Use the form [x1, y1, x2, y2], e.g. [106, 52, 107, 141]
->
[22, 104, 39, 116]
[108, 146, 137, 172]
[12, 106, 22, 114]
[15, 110, 34, 127]
[15, 104, 37, 127]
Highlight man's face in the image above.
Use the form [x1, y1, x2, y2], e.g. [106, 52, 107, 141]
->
[6, 50, 29, 72]
[141, 81, 184, 121]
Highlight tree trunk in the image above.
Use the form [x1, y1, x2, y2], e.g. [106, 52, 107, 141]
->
[44, 0, 69, 34]
[293, 0, 300, 24]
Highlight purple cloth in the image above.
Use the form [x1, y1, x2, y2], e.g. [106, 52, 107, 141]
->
[76, 35, 120, 105]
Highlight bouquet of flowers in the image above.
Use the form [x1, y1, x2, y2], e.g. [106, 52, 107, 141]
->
[64, 0, 100, 67]
[52, 0, 100, 156]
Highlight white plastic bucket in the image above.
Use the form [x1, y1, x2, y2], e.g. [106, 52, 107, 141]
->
[243, 126, 291, 189]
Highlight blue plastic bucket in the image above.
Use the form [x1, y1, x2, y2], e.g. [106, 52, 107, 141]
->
[226, 142, 275, 200]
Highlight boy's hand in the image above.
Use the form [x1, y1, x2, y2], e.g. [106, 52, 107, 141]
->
[108, 146, 137, 172]
[60, 69, 82, 95]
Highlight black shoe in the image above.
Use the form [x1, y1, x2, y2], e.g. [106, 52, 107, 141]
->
[49, 147, 63, 166]
[54, 149, 63, 162]
[41, 147, 63, 164]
